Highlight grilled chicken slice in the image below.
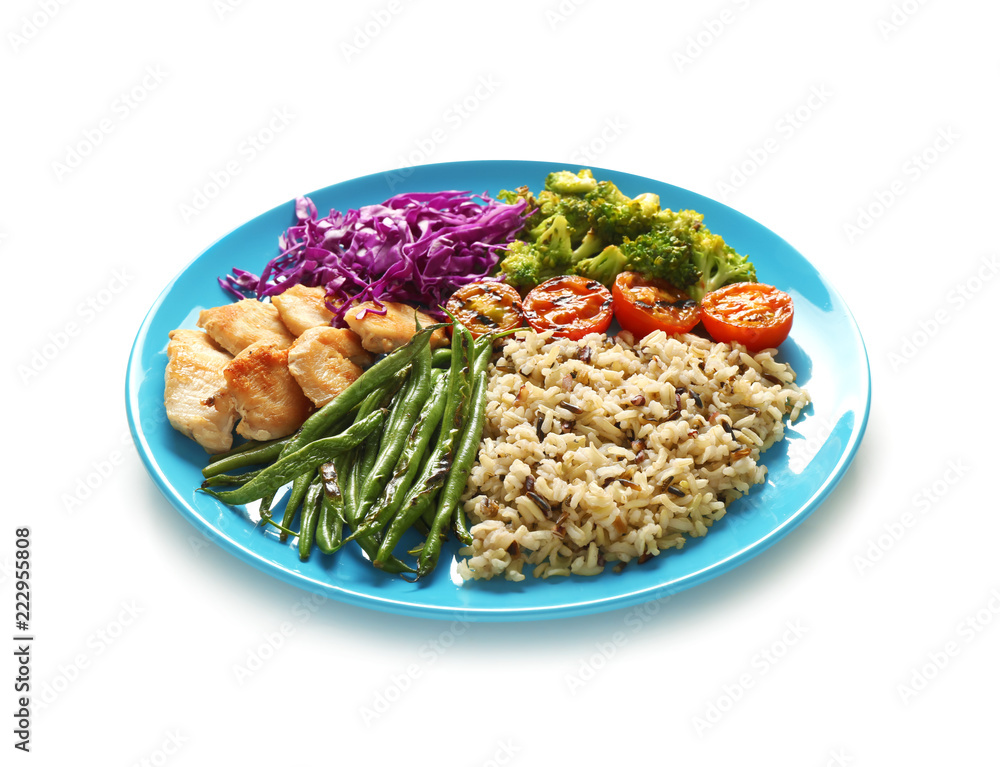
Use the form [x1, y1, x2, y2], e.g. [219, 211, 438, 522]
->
[344, 301, 448, 354]
[271, 284, 337, 336]
[224, 341, 313, 441]
[287, 327, 371, 407]
[164, 330, 236, 453]
[198, 299, 295, 356]
[323, 327, 372, 368]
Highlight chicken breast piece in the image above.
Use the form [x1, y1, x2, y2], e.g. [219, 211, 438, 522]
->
[224, 341, 313, 441]
[198, 299, 295, 356]
[287, 327, 371, 407]
[271, 284, 337, 336]
[344, 301, 448, 354]
[164, 330, 236, 453]
[295, 326, 372, 368]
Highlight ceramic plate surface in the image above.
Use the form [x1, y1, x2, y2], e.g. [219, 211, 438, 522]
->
[126, 160, 870, 621]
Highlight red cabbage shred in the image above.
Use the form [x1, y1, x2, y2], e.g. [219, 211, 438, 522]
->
[219, 190, 526, 326]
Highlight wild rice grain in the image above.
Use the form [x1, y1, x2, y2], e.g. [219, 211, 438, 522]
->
[457, 329, 810, 580]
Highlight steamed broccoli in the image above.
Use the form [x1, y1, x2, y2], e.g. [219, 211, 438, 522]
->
[573, 229, 605, 261]
[619, 209, 757, 300]
[574, 244, 628, 286]
[497, 240, 547, 288]
[500, 214, 577, 288]
[529, 192, 594, 246]
[500, 216, 612, 289]
[544, 168, 598, 196]
[585, 182, 661, 242]
[497, 185, 547, 234]
[618, 225, 700, 292]
[689, 231, 757, 300]
[496, 186, 530, 208]
[496, 170, 757, 297]
[529, 202, 590, 244]
[499, 179, 595, 244]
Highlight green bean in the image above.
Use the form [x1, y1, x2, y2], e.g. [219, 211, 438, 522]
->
[279, 470, 314, 543]
[365, 367, 410, 425]
[315, 462, 345, 554]
[298, 475, 324, 561]
[338, 450, 358, 527]
[378, 326, 472, 569]
[200, 468, 261, 488]
[420, 494, 438, 529]
[354, 436, 379, 512]
[347, 372, 449, 542]
[342, 365, 416, 520]
[333, 369, 430, 568]
[452, 506, 474, 546]
[203, 409, 386, 507]
[373, 371, 418, 460]
[279, 324, 442, 459]
[431, 347, 452, 368]
[446, 337, 494, 547]
[339, 428, 402, 562]
[258, 490, 276, 526]
[335, 370, 406, 524]
[355, 384, 391, 423]
[344, 369, 413, 524]
[202, 439, 287, 478]
[374, 479, 447, 568]
[335, 435, 415, 571]
[354, 536, 414, 574]
[304, 375, 434, 573]
[316, 495, 344, 554]
[406, 525, 446, 557]
[355, 343, 435, 522]
[206, 436, 288, 464]
[382, 366, 418, 435]
[323, 457, 415, 573]
[415, 325, 475, 577]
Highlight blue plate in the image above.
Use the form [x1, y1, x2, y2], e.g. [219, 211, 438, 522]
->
[126, 160, 870, 621]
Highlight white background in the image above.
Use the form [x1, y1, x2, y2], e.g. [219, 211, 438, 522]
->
[5, 0, 998, 764]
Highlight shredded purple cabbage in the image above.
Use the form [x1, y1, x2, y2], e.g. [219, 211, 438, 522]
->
[219, 190, 526, 326]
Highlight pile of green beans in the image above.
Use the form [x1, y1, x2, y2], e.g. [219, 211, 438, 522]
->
[198, 320, 499, 580]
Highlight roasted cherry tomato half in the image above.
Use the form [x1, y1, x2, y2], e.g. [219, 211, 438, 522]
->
[611, 271, 700, 339]
[522, 275, 614, 340]
[444, 281, 524, 338]
[699, 282, 794, 351]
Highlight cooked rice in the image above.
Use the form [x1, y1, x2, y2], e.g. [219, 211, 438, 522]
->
[457, 329, 810, 581]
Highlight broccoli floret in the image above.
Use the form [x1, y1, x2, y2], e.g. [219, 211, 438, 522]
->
[688, 228, 757, 300]
[618, 225, 700, 292]
[624, 209, 756, 300]
[586, 182, 661, 242]
[499, 214, 576, 289]
[497, 240, 544, 288]
[634, 193, 661, 218]
[574, 244, 628, 286]
[572, 229, 605, 261]
[544, 168, 597, 196]
[529, 192, 594, 246]
[534, 214, 575, 260]
[497, 185, 547, 235]
[559, 196, 597, 242]
[496, 186, 528, 207]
